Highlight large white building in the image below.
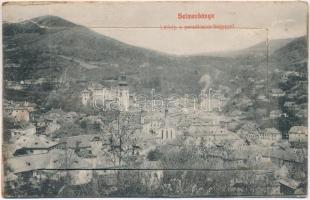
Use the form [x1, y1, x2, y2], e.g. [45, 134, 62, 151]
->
[81, 75, 130, 111]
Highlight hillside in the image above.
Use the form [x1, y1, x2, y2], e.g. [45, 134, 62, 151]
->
[3, 15, 237, 99]
[206, 38, 295, 58]
[223, 35, 308, 136]
[272, 36, 308, 133]
[3, 16, 308, 118]
[271, 36, 308, 73]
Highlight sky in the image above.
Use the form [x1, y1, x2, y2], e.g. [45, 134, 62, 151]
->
[2, 1, 308, 55]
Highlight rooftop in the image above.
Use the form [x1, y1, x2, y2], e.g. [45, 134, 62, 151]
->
[7, 149, 65, 174]
[289, 126, 307, 135]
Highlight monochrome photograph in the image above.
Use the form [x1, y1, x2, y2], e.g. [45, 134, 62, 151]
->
[1, 1, 308, 197]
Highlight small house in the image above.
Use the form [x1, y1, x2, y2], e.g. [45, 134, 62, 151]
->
[288, 126, 307, 145]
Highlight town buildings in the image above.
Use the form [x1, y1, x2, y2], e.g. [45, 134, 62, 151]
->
[2, 83, 307, 197]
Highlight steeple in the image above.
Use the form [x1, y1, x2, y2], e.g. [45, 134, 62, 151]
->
[164, 105, 169, 127]
[117, 75, 129, 111]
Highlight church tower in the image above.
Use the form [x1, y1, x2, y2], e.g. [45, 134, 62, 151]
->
[118, 75, 129, 111]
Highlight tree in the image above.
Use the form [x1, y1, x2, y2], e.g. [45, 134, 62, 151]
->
[147, 149, 163, 161]
[102, 111, 141, 167]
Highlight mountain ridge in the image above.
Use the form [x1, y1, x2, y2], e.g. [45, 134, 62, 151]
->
[4, 15, 305, 57]
[3, 15, 307, 102]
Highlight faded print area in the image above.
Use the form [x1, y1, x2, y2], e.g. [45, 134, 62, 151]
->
[2, 1, 308, 197]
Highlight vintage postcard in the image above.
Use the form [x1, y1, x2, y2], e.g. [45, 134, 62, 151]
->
[1, 1, 308, 198]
